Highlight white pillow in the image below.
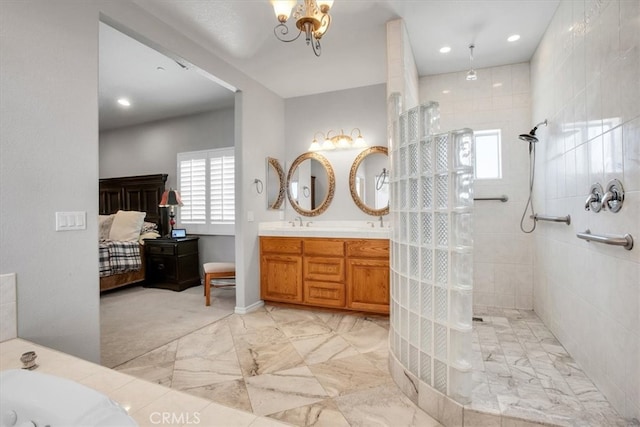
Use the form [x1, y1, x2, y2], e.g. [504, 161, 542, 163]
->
[139, 230, 161, 244]
[98, 214, 115, 241]
[109, 210, 146, 242]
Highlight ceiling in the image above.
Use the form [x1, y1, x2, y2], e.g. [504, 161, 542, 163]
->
[100, 0, 559, 130]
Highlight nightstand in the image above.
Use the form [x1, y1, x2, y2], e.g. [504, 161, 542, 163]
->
[144, 237, 200, 291]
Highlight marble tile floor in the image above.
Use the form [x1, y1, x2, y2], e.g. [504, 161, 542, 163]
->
[114, 301, 441, 427]
[112, 297, 635, 427]
[469, 307, 637, 427]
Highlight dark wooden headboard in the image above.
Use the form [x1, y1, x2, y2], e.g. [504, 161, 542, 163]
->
[99, 174, 169, 235]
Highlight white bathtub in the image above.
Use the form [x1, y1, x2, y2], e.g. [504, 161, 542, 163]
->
[0, 369, 137, 427]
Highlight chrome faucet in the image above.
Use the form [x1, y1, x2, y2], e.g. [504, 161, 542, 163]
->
[379, 215, 384, 227]
[295, 216, 303, 226]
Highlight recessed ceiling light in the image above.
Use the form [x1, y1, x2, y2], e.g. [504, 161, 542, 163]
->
[439, 46, 451, 53]
[442, 90, 451, 94]
[493, 82, 503, 88]
[507, 34, 521, 42]
[117, 98, 131, 107]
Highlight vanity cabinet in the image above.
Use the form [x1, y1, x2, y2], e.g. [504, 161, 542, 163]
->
[346, 239, 390, 313]
[260, 236, 389, 314]
[260, 237, 303, 303]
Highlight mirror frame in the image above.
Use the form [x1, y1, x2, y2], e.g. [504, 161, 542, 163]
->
[266, 157, 286, 210]
[287, 152, 335, 217]
[349, 146, 390, 216]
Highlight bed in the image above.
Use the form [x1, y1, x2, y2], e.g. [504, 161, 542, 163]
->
[98, 174, 169, 292]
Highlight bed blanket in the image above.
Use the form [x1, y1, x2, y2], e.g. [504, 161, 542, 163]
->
[99, 241, 142, 278]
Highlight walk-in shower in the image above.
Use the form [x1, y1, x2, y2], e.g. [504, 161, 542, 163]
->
[519, 119, 547, 233]
[387, 99, 631, 426]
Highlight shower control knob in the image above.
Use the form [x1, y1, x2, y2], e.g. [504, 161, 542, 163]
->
[585, 183, 604, 212]
[602, 179, 624, 213]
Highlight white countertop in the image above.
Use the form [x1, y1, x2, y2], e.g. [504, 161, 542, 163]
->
[258, 221, 390, 239]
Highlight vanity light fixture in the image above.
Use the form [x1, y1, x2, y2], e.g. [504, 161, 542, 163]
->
[309, 128, 367, 152]
[271, 0, 334, 57]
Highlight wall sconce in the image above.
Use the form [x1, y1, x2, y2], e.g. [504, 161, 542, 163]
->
[309, 128, 367, 152]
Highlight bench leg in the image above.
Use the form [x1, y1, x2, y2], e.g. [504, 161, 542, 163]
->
[205, 273, 211, 306]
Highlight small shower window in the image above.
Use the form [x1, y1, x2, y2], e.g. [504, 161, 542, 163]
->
[474, 129, 502, 179]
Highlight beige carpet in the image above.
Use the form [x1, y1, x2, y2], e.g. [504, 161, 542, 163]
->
[100, 284, 235, 368]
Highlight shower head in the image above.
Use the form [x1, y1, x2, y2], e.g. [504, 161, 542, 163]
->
[519, 119, 548, 143]
[519, 133, 539, 143]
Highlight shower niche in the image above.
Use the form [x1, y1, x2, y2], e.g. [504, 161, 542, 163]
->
[388, 96, 475, 410]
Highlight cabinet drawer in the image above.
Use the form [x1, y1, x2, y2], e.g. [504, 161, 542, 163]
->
[304, 256, 344, 282]
[346, 239, 389, 258]
[304, 239, 345, 256]
[147, 244, 176, 256]
[304, 281, 345, 307]
[261, 237, 302, 254]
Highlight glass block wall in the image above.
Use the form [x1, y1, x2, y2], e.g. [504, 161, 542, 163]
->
[388, 96, 475, 404]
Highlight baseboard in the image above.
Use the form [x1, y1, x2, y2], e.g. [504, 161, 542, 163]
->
[234, 300, 264, 315]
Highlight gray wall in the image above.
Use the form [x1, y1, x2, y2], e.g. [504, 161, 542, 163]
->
[0, 0, 285, 361]
[284, 84, 388, 221]
[100, 109, 236, 265]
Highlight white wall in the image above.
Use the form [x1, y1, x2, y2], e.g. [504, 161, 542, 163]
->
[0, 0, 285, 360]
[530, 0, 639, 419]
[387, 19, 419, 111]
[100, 108, 236, 264]
[284, 84, 388, 221]
[420, 63, 535, 310]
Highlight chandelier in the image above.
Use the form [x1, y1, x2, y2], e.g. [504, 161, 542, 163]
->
[309, 128, 367, 151]
[271, 0, 334, 57]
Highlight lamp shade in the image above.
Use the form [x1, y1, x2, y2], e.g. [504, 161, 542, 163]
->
[159, 189, 183, 207]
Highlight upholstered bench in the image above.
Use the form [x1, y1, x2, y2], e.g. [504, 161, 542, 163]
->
[203, 262, 235, 306]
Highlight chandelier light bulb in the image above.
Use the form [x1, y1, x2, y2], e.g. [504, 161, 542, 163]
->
[271, 0, 295, 22]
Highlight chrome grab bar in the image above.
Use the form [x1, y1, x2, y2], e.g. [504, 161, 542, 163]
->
[474, 195, 508, 202]
[530, 214, 571, 225]
[576, 229, 634, 250]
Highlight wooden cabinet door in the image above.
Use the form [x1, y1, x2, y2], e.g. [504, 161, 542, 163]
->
[347, 258, 390, 314]
[260, 254, 303, 303]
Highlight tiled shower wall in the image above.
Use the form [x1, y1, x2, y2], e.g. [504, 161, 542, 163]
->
[419, 63, 535, 310]
[530, 0, 639, 419]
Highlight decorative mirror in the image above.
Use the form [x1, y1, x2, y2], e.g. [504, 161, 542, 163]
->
[349, 146, 390, 216]
[266, 157, 285, 210]
[287, 152, 335, 216]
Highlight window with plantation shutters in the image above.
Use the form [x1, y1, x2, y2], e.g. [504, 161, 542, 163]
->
[177, 147, 235, 235]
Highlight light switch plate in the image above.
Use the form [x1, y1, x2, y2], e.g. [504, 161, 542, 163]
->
[56, 212, 87, 231]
